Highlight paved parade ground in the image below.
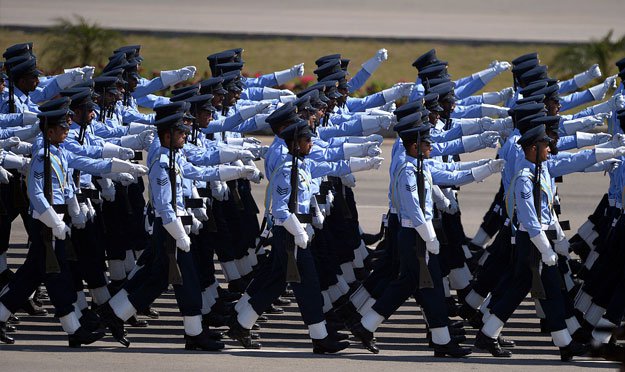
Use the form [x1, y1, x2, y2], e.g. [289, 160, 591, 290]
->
[2, 139, 619, 371]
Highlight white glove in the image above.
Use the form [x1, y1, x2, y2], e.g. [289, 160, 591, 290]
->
[382, 83, 415, 103]
[282, 213, 309, 249]
[588, 75, 617, 101]
[530, 232, 557, 266]
[218, 147, 255, 163]
[340, 173, 356, 188]
[380, 101, 396, 113]
[455, 158, 491, 170]
[126, 123, 153, 135]
[10, 142, 32, 155]
[553, 236, 570, 257]
[574, 64, 602, 88]
[343, 141, 381, 159]
[218, 165, 256, 181]
[361, 48, 388, 74]
[471, 159, 506, 182]
[473, 64, 503, 84]
[102, 142, 135, 160]
[415, 221, 439, 254]
[100, 172, 136, 186]
[210, 181, 229, 201]
[22, 111, 39, 125]
[576, 132, 611, 148]
[12, 125, 40, 141]
[595, 146, 625, 162]
[160, 65, 197, 87]
[109, 158, 148, 176]
[360, 114, 395, 135]
[163, 218, 191, 252]
[227, 137, 262, 146]
[493, 61, 511, 73]
[364, 134, 384, 145]
[481, 104, 510, 118]
[2, 153, 30, 174]
[274, 63, 304, 85]
[186, 209, 203, 235]
[487, 117, 514, 134]
[584, 159, 621, 173]
[38, 207, 71, 240]
[67, 196, 87, 229]
[591, 93, 625, 114]
[482, 87, 514, 105]
[349, 156, 384, 172]
[445, 195, 459, 214]
[81, 65, 95, 80]
[246, 166, 264, 184]
[82, 200, 94, 222]
[262, 87, 294, 100]
[0, 166, 11, 184]
[55, 69, 85, 89]
[563, 114, 608, 135]
[242, 143, 269, 159]
[0, 137, 20, 150]
[461, 131, 500, 153]
[597, 133, 625, 149]
[120, 130, 155, 151]
[239, 102, 271, 121]
[96, 177, 116, 202]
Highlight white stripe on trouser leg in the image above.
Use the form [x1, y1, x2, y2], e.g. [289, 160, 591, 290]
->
[201, 289, 216, 315]
[308, 321, 328, 340]
[478, 251, 490, 266]
[465, 290, 485, 310]
[361, 309, 384, 333]
[358, 297, 377, 316]
[352, 247, 364, 269]
[328, 284, 342, 303]
[592, 318, 616, 345]
[462, 245, 472, 259]
[220, 261, 241, 282]
[109, 289, 136, 321]
[448, 265, 471, 290]
[247, 248, 258, 267]
[60, 312, 81, 334]
[184, 315, 203, 336]
[73, 303, 83, 318]
[237, 301, 259, 330]
[472, 228, 490, 247]
[551, 329, 572, 347]
[574, 290, 592, 313]
[124, 250, 135, 273]
[322, 291, 332, 313]
[357, 240, 369, 260]
[577, 220, 594, 240]
[0, 252, 7, 272]
[108, 260, 126, 281]
[430, 326, 451, 345]
[482, 314, 504, 339]
[584, 251, 599, 270]
[340, 263, 356, 283]
[208, 281, 219, 299]
[336, 275, 350, 294]
[565, 316, 581, 334]
[235, 293, 250, 313]
[235, 258, 249, 277]
[76, 291, 88, 310]
[534, 299, 545, 319]
[0, 302, 11, 322]
[442, 277, 451, 297]
[90, 286, 111, 305]
[350, 286, 371, 309]
[564, 273, 575, 292]
[585, 304, 606, 326]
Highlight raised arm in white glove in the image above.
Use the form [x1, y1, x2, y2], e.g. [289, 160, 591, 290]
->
[588, 75, 617, 101]
[596, 133, 625, 149]
[12, 125, 40, 141]
[0, 137, 20, 150]
[218, 165, 256, 181]
[574, 64, 602, 89]
[163, 218, 191, 252]
[576, 132, 611, 148]
[238, 102, 272, 121]
[102, 142, 135, 160]
[584, 159, 621, 173]
[361, 48, 388, 74]
[126, 122, 153, 135]
[481, 104, 510, 118]
[219, 147, 255, 163]
[530, 231, 557, 266]
[461, 131, 500, 152]
[382, 83, 414, 103]
[55, 69, 85, 89]
[274, 63, 305, 85]
[360, 114, 395, 135]
[471, 159, 506, 182]
[595, 146, 625, 162]
[10, 142, 32, 155]
[22, 111, 39, 125]
[343, 141, 381, 159]
[590, 93, 625, 114]
[109, 158, 148, 176]
[562, 113, 608, 135]
[160, 66, 197, 87]
[346, 134, 384, 145]
[262, 87, 295, 100]
[349, 156, 384, 172]
[120, 131, 155, 151]
[1, 152, 30, 174]
[473, 61, 511, 85]
[482, 87, 514, 105]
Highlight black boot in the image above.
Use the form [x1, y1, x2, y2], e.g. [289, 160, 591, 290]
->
[226, 316, 261, 349]
[591, 341, 625, 362]
[312, 335, 350, 354]
[336, 301, 361, 329]
[457, 303, 479, 321]
[474, 331, 512, 357]
[126, 315, 148, 327]
[79, 308, 103, 333]
[184, 329, 225, 351]
[349, 322, 379, 354]
[217, 287, 241, 302]
[273, 296, 291, 306]
[265, 304, 283, 314]
[137, 306, 159, 319]
[7, 315, 20, 324]
[0, 322, 15, 344]
[68, 327, 105, 348]
[202, 312, 228, 328]
[96, 303, 130, 347]
[497, 334, 516, 348]
[227, 278, 249, 294]
[560, 341, 588, 362]
[432, 340, 472, 358]
[19, 298, 47, 316]
[446, 296, 459, 317]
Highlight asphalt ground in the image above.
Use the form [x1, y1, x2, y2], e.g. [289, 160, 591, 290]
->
[1, 136, 618, 371]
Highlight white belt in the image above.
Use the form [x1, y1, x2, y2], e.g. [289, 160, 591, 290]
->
[154, 208, 187, 219]
[401, 218, 424, 228]
[518, 223, 552, 232]
[32, 209, 65, 221]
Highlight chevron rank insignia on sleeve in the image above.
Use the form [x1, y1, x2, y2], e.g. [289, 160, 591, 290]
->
[156, 177, 169, 186]
[276, 185, 289, 196]
[405, 184, 417, 192]
[521, 190, 531, 199]
[33, 171, 44, 180]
